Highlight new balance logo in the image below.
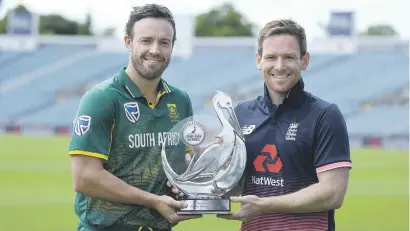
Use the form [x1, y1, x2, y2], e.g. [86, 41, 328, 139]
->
[241, 125, 255, 135]
[285, 122, 298, 141]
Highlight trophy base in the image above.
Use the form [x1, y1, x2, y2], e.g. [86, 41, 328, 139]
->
[176, 198, 232, 215]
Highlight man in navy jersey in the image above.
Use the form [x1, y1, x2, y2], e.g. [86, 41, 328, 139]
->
[216, 19, 352, 231]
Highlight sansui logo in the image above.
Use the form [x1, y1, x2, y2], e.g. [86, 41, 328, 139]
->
[253, 144, 283, 173]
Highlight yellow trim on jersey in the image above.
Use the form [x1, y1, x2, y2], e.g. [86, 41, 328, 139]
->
[148, 90, 168, 109]
[69, 150, 108, 160]
[107, 121, 115, 158]
[186, 146, 194, 152]
[137, 227, 153, 231]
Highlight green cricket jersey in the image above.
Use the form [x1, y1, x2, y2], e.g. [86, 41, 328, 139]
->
[69, 67, 193, 230]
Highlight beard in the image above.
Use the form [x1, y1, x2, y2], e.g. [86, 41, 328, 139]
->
[131, 52, 170, 81]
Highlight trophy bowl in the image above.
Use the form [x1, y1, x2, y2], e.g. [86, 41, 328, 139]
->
[161, 91, 247, 215]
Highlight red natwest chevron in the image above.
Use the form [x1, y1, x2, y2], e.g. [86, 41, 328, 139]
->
[253, 144, 283, 173]
[267, 158, 282, 173]
[262, 144, 282, 173]
[253, 155, 267, 172]
[262, 144, 278, 159]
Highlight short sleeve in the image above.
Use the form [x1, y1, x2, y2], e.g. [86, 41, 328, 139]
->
[314, 104, 352, 173]
[68, 89, 115, 161]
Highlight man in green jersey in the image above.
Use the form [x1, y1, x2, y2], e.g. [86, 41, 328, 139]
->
[69, 4, 201, 231]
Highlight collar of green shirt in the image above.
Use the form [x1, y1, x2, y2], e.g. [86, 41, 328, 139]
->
[118, 67, 172, 99]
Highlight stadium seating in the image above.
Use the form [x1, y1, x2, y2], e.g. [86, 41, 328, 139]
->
[303, 50, 409, 102]
[346, 104, 409, 136]
[0, 43, 408, 137]
[16, 97, 81, 126]
[0, 44, 96, 83]
[0, 51, 20, 63]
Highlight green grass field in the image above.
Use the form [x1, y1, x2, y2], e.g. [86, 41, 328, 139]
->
[0, 134, 408, 231]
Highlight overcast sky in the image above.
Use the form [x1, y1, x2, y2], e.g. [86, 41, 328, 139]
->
[1, 0, 409, 40]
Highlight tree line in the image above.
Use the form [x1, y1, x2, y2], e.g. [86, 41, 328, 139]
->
[0, 3, 399, 37]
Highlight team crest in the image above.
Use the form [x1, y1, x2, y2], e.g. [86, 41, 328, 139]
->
[285, 122, 298, 141]
[167, 103, 180, 123]
[74, 115, 91, 136]
[124, 102, 140, 124]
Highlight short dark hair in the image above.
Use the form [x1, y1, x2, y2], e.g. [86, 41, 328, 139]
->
[257, 19, 307, 57]
[125, 4, 177, 45]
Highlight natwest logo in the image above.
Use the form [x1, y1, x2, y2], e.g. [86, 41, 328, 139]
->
[253, 144, 283, 173]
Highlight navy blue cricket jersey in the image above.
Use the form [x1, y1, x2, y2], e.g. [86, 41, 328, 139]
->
[235, 79, 352, 231]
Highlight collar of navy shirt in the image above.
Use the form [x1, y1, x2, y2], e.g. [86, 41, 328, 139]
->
[261, 77, 308, 115]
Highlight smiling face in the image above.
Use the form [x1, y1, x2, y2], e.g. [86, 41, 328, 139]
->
[124, 17, 174, 81]
[257, 34, 310, 94]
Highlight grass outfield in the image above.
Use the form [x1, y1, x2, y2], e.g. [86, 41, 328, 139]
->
[0, 134, 408, 231]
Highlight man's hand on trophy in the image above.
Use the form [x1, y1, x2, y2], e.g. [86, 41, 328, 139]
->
[167, 180, 184, 199]
[216, 195, 264, 222]
[184, 151, 193, 165]
[153, 195, 202, 223]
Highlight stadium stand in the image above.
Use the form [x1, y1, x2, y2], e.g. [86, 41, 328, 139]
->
[0, 36, 408, 149]
[346, 104, 409, 136]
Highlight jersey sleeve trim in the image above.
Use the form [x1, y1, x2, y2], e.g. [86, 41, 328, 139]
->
[316, 161, 352, 173]
[107, 122, 115, 158]
[69, 150, 108, 160]
[185, 146, 194, 152]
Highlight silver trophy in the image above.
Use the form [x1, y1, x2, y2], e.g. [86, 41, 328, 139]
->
[161, 91, 247, 215]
